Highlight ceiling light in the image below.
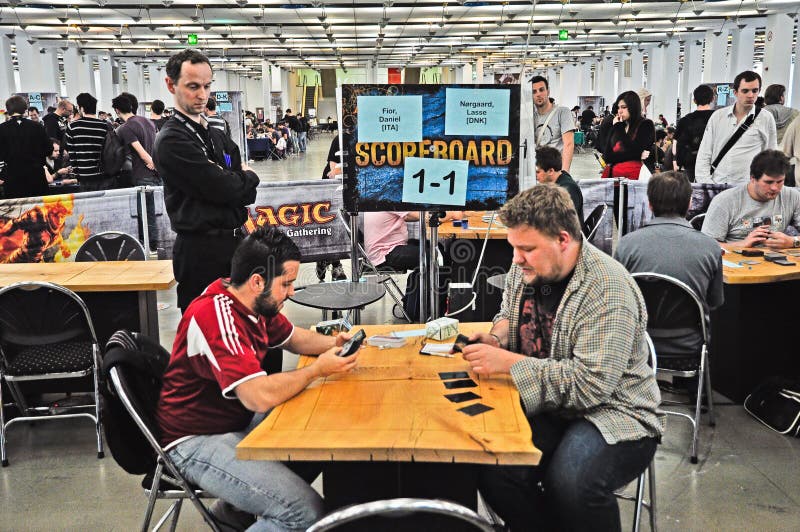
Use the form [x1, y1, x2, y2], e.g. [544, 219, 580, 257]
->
[631, 10, 641, 16]
[713, 30, 722, 37]
[162, 0, 174, 7]
[191, 16, 200, 22]
[80, 25, 90, 33]
[278, 37, 286, 44]
[203, 24, 211, 30]
[693, 9, 704, 16]
[58, 17, 69, 23]
[236, 0, 248, 6]
[737, 23, 746, 29]
[132, 16, 141, 22]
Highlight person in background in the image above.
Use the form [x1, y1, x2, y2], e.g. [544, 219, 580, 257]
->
[205, 97, 231, 137]
[42, 99, 74, 144]
[150, 99, 169, 132]
[601, 91, 656, 180]
[44, 137, 75, 185]
[674, 84, 715, 181]
[658, 114, 669, 128]
[530, 75, 576, 172]
[315, 136, 347, 282]
[65, 93, 113, 192]
[0, 95, 52, 199]
[27, 107, 41, 124]
[763, 84, 799, 146]
[535, 146, 583, 219]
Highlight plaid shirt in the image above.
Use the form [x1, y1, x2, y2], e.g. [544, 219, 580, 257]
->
[495, 241, 666, 444]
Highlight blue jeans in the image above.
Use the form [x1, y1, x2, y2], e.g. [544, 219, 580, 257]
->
[168, 414, 324, 532]
[297, 132, 307, 152]
[479, 413, 657, 532]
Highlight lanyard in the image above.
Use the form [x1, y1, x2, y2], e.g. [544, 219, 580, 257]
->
[173, 112, 216, 159]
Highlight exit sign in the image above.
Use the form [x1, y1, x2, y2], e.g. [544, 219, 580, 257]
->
[558, 29, 568, 41]
[187, 33, 198, 45]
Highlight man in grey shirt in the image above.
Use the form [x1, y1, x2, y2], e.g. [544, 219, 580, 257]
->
[695, 71, 777, 185]
[616, 171, 724, 315]
[530, 75, 576, 172]
[702, 150, 800, 248]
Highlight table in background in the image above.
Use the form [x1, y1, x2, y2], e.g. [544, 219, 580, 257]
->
[712, 246, 800, 402]
[437, 212, 511, 322]
[238, 322, 539, 528]
[0, 260, 175, 343]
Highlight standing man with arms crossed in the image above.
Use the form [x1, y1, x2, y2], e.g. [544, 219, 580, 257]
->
[695, 71, 777, 185]
[154, 49, 260, 312]
[155, 227, 359, 531]
[530, 76, 576, 172]
[460, 185, 664, 531]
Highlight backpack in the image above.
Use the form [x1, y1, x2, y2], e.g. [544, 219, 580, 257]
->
[744, 377, 800, 437]
[101, 330, 170, 475]
[100, 126, 132, 180]
[676, 111, 712, 170]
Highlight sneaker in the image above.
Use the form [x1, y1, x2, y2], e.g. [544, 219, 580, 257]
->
[209, 500, 256, 532]
[315, 261, 328, 282]
[332, 264, 347, 281]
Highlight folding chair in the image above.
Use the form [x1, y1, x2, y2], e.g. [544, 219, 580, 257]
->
[688, 213, 706, 231]
[339, 211, 412, 322]
[0, 281, 103, 466]
[632, 272, 715, 464]
[76, 231, 147, 262]
[307, 498, 494, 532]
[103, 331, 220, 532]
[582, 203, 608, 241]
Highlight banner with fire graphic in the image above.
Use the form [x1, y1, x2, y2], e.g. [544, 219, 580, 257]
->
[1, 180, 349, 264]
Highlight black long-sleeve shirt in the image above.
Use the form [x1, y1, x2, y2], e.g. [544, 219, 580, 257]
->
[154, 111, 259, 234]
[0, 116, 52, 199]
[603, 119, 656, 166]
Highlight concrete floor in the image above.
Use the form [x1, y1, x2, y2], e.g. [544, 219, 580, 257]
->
[1, 136, 799, 531]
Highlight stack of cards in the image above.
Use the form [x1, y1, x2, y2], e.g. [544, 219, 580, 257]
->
[438, 371, 494, 416]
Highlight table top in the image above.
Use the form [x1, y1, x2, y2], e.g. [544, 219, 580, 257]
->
[721, 245, 800, 284]
[236, 323, 540, 466]
[436, 212, 509, 240]
[0, 260, 176, 292]
[289, 281, 386, 310]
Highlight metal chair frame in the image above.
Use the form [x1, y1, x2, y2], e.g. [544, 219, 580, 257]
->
[583, 203, 608, 242]
[307, 498, 494, 532]
[75, 230, 147, 262]
[0, 281, 104, 466]
[688, 213, 706, 231]
[632, 272, 716, 464]
[108, 365, 221, 532]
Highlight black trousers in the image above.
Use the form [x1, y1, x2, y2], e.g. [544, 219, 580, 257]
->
[173, 232, 242, 313]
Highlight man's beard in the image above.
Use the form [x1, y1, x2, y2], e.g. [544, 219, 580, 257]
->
[254, 287, 281, 318]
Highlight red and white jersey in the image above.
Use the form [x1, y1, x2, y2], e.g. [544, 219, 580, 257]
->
[155, 279, 293, 447]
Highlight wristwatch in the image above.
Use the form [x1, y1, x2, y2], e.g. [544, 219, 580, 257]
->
[793, 237, 800, 248]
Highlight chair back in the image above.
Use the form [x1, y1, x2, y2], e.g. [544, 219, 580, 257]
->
[689, 213, 706, 231]
[102, 331, 170, 474]
[582, 204, 608, 241]
[76, 231, 146, 262]
[632, 272, 708, 358]
[0, 281, 96, 349]
[306, 498, 494, 532]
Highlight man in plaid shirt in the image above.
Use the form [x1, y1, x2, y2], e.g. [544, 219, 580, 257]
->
[461, 185, 665, 531]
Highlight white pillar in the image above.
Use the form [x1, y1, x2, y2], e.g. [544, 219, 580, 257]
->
[597, 56, 616, 105]
[365, 64, 377, 84]
[0, 36, 16, 97]
[702, 30, 730, 83]
[261, 60, 272, 114]
[578, 62, 592, 96]
[475, 57, 484, 83]
[729, 25, 756, 76]
[660, 42, 680, 124]
[681, 39, 704, 113]
[792, 17, 800, 108]
[556, 64, 580, 109]
[15, 38, 47, 93]
[762, 13, 794, 88]
[40, 50, 60, 94]
[124, 60, 145, 103]
[63, 48, 95, 99]
[96, 53, 114, 114]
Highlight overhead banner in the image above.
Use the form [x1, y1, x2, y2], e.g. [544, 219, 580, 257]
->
[626, 180, 731, 234]
[341, 84, 521, 212]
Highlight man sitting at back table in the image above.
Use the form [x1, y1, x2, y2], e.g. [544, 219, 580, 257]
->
[155, 227, 359, 531]
[535, 146, 583, 219]
[616, 171, 723, 353]
[460, 185, 664, 531]
[702, 150, 800, 249]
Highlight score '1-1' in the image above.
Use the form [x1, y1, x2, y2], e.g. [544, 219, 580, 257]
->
[411, 169, 456, 194]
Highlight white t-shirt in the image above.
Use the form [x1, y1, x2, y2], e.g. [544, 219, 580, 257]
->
[701, 184, 800, 242]
[364, 212, 410, 266]
[533, 105, 576, 151]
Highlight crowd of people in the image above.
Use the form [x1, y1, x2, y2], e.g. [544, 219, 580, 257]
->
[245, 108, 315, 159]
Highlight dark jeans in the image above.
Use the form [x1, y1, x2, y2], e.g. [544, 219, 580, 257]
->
[382, 244, 420, 271]
[480, 413, 657, 532]
[173, 232, 242, 312]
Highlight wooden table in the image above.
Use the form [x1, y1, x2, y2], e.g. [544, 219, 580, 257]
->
[238, 322, 539, 521]
[0, 261, 175, 342]
[713, 245, 800, 401]
[436, 211, 509, 240]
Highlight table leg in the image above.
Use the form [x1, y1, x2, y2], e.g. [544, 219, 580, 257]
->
[138, 290, 160, 343]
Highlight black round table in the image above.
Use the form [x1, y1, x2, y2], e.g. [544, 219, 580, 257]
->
[289, 281, 386, 311]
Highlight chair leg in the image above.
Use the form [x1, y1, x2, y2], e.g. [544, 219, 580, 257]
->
[690, 359, 706, 464]
[92, 345, 105, 459]
[168, 499, 183, 532]
[0, 372, 7, 467]
[648, 461, 657, 532]
[632, 470, 646, 532]
[142, 462, 165, 532]
[703, 348, 716, 427]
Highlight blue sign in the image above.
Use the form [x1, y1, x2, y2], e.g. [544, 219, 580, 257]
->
[28, 92, 43, 112]
[444, 88, 510, 136]
[357, 95, 423, 142]
[401, 156, 469, 206]
[214, 91, 230, 103]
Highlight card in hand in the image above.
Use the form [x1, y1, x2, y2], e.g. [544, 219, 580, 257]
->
[443, 379, 478, 389]
[439, 371, 470, 380]
[458, 403, 494, 416]
[444, 391, 482, 403]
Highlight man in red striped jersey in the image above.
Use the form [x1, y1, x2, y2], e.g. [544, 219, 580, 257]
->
[155, 227, 358, 530]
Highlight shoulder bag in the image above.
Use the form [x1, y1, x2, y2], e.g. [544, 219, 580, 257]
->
[710, 107, 761, 175]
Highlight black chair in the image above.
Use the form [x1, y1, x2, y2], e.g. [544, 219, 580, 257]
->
[688, 213, 706, 231]
[582, 204, 608, 241]
[104, 331, 221, 532]
[632, 272, 715, 464]
[307, 498, 494, 532]
[76, 231, 147, 262]
[0, 281, 104, 466]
